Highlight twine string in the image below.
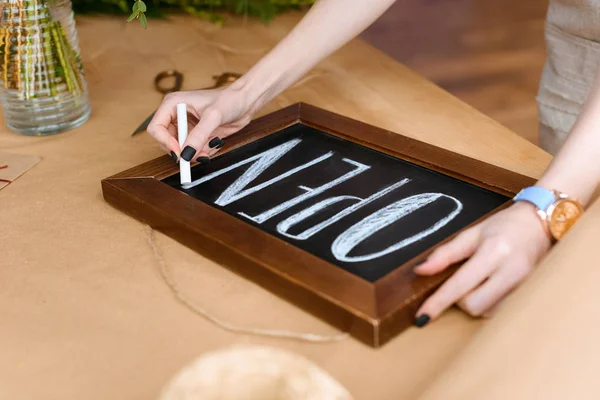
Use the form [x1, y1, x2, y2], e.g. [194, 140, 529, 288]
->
[145, 225, 348, 343]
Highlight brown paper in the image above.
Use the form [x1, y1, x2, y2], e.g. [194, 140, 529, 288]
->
[0, 15, 552, 400]
[0, 152, 41, 191]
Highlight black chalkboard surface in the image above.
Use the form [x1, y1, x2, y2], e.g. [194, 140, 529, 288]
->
[163, 123, 508, 282]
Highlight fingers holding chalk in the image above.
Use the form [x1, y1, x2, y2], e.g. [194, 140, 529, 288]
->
[177, 103, 192, 186]
[148, 102, 181, 155]
[180, 146, 196, 162]
[180, 107, 223, 161]
[159, 144, 179, 163]
[195, 116, 250, 157]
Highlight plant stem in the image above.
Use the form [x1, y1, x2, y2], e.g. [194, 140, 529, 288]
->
[1, 0, 84, 98]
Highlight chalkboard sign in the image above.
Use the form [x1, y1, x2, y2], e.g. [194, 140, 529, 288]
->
[102, 103, 533, 347]
[163, 124, 508, 282]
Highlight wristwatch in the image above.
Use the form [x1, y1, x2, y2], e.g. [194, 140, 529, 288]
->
[513, 186, 584, 241]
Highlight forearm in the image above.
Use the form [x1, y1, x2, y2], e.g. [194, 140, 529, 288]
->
[537, 71, 600, 205]
[232, 0, 396, 107]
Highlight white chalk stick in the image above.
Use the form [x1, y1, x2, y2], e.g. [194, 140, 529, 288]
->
[177, 103, 192, 186]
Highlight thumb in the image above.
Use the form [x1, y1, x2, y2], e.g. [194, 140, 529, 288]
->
[179, 107, 223, 162]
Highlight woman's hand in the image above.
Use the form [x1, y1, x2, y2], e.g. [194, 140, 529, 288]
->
[413, 62, 600, 326]
[146, 0, 398, 162]
[414, 201, 552, 325]
[147, 82, 261, 162]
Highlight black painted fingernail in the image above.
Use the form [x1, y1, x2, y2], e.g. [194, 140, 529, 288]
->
[196, 156, 210, 165]
[170, 151, 178, 162]
[414, 314, 430, 328]
[181, 146, 196, 161]
[208, 137, 222, 148]
[216, 141, 224, 149]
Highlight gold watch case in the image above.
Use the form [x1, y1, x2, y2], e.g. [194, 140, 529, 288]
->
[536, 190, 584, 241]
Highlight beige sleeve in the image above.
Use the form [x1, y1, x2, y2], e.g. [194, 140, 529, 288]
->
[537, 5, 600, 153]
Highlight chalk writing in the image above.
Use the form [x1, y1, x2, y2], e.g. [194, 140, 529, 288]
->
[183, 138, 333, 206]
[332, 193, 462, 262]
[239, 158, 370, 224]
[185, 137, 463, 264]
[165, 124, 509, 282]
[276, 179, 410, 241]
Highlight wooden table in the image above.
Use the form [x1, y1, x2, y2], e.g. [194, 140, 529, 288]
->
[3, 13, 585, 400]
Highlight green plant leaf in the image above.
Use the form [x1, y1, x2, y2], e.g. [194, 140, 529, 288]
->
[138, 1, 147, 12]
[127, 11, 138, 21]
[139, 12, 148, 28]
[132, 1, 140, 12]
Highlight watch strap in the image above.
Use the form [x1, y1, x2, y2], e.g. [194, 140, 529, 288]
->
[513, 186, 556, 211]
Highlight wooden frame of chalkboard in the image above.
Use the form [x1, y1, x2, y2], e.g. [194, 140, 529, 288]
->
[102, 103, 535, 347]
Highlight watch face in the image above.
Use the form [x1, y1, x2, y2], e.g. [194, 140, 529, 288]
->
[548, 199, 583, 240]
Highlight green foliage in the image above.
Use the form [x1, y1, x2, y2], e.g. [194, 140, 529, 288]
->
[71, 0, 314, 28]
[127, 0, 147, 28]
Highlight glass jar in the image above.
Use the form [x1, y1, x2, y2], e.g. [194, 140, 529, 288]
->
[0, 0, 91, 136]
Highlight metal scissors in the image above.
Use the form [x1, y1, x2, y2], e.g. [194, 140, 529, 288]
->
[131, 70, 242, 136]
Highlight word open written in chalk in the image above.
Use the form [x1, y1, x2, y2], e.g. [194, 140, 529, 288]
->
[184, 137, 463, 263]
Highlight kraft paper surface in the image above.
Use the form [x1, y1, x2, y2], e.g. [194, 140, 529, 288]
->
[0, 152, 41, 191]
[0, 14, 563, 400]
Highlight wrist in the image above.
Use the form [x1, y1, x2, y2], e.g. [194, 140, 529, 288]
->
[227, 69, 285, 113]
[535, 142, 600, 207]
[513, 186, 584, 242]
[511, 201, 553, 242]
[535, 177, 593, 207]
[230, 41, 303, 108]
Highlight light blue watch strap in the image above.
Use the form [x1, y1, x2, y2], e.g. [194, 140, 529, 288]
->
[513, 186, 556, 211]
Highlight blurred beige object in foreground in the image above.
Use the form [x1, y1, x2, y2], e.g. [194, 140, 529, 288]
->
[159, 346, 353, 400]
